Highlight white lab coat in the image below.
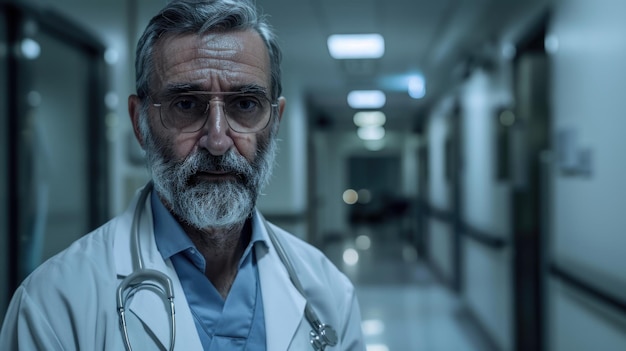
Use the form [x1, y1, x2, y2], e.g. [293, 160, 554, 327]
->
[0, 187, 365, 350]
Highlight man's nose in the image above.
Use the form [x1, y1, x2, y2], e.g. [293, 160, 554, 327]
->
[197, 101, 234, 156]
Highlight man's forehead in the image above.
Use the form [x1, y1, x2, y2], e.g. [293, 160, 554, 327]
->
[155, 30, 268, 66]
[152, 30, 271, 90]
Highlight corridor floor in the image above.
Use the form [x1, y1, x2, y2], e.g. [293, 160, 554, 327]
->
[321, 226, 490, 351]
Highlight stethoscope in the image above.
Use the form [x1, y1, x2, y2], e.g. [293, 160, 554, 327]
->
[116, 182, 338, 351]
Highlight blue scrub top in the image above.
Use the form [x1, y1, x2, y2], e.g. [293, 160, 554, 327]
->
[151, 191, 267, 350]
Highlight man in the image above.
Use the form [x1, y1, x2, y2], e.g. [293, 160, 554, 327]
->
[0, 0, 365, 349]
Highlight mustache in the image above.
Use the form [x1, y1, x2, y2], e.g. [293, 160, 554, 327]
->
[183, 149, 254, 182]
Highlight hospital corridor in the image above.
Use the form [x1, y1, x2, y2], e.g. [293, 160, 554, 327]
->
[2, 0, 626, 350]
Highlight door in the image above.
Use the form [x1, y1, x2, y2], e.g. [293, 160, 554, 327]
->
[0, 6, 9, 313]
[3, 4, 109, 293]
[510, 18, 551, 351]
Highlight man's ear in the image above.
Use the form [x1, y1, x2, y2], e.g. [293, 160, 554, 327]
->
[128, 94, 145, 149]
[277, 96, 286, 123]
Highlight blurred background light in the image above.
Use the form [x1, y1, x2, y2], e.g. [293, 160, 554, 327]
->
[358, 126, 385, 141]
[355, 235, 371, 250]
[347, 90, 386, 109]
[354, 111, 386, 127]
[362, 319, 385, 335]
[343, 248, 359, 265]
[104, 48, 119, 65]
[21, 38, 40, 59]
[408, 74, 426, 99]
[545, 34, 559, 54]
[105, 92, 119, 109]
[343, 189, 358, 204]
[499, 109, 516, 126]
[502, 42, 517, 59]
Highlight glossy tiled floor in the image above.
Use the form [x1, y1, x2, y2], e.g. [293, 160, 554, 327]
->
[321, 225, 484, 351]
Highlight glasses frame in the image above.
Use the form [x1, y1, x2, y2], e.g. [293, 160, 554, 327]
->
[151, 91, 278, 134]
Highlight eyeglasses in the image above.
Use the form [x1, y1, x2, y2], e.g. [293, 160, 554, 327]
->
[152, 91, 277, 134]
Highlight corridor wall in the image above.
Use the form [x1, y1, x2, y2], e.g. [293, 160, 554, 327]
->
[458, 69, 513, 351]
[425, 97, 455, 284]
[547, 0, 626, 349]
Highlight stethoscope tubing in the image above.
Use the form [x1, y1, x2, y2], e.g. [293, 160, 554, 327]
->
[117, 182, 176, 351]
[117, 182, 337, 350]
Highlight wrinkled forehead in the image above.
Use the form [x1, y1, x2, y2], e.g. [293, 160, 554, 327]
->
[150, 30, 271, 93]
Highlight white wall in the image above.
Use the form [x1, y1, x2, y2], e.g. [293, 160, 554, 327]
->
[256, 76, 309, 238]
[458, 68, 513, 351]
[548, 0, 626, 349]
[312, 130, 349, 240]
[425, 96, 454, 281]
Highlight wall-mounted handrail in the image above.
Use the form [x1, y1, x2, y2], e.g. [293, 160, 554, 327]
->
[549, 261, 626, 318]
[423, 202, 508, 251]
[461, 223, 509, 250]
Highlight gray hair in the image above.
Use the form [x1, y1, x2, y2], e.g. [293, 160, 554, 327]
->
[135, 0, 282, 101]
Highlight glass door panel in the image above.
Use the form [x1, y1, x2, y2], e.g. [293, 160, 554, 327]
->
[18, 28, 91, 276]
[0, 7, 9, 313]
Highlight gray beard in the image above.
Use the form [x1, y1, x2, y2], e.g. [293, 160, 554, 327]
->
[140, 116, 277, 230]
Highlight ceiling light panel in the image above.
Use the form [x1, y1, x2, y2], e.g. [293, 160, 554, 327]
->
[353, 111, 386, 127]
[357, 126, 385, 141]
[327, 34, 385, 59]
[347, 90, 386, 109]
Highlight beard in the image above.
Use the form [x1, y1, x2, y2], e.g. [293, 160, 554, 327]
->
[139, 113, 278, 230]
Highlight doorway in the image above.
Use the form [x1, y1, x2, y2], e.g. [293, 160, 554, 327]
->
[2, 3, 109, 300]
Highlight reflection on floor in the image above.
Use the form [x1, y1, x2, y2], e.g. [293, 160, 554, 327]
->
[321, 225, 491, 351]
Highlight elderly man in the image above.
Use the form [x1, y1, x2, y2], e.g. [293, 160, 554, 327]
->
[0, 0, 365, 349]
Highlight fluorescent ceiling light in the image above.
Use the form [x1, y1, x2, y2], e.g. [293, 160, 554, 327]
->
[357, 126, 385, 141]
[408, 75, 426, 99]
[328, 34, 384, 59]
[353, 111, 386, 127]
[21, 38, 40, 60]
[347, 90, 386, 109]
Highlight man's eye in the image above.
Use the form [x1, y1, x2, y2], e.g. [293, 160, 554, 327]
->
[238, 99, 257, 110]
[230, 95, 262, 112]
[173, 98, 198, 111]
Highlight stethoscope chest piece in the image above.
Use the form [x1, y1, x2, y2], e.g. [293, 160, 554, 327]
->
[310, 323, 338, 350]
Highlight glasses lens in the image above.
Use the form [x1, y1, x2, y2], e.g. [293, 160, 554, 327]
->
[223, 94, 272, 133]
[163, 94, 208, 132]
[160, 93, 273, 133]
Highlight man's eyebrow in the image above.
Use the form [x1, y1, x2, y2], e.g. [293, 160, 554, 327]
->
[156, 83, 201, 99]
[158, 83, 269, 97]
[231, 84, 268, 95]
[162, 83, 201, 94]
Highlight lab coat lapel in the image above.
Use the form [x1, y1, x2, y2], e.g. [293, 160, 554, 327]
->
[114, 187, 202, 351]
[255, 215, 307, 351]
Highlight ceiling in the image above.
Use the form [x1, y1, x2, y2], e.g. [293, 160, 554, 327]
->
[255, 0, 551, 132]
[28, 0, 550, 134]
